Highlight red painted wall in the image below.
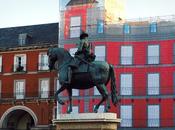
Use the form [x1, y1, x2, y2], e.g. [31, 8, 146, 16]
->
[64, 4, 95, 39]
[63, 39, 175, 127]
[0, 48, 57, 126]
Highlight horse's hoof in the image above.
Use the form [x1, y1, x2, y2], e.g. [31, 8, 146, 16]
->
[93, 107, 98, 113]
[93, 110, 98, 113]
[67, 109, 72, 114]
[104, 109, 109, 113]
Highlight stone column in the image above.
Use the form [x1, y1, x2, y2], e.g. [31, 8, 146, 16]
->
[53, 113, 121, 130]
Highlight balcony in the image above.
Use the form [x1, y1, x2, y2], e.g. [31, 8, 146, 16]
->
[120, 57, 133, 65]
[13, 64, 26, 73]
[38, 63, 49, 71]
[0, 91, 55, 103]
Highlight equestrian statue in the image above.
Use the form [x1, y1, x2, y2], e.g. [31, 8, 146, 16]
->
[48, 32, 118, 113]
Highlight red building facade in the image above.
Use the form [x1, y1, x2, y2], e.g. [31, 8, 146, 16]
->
[58, 1, 175, 130]
[0, 23, 58, 130]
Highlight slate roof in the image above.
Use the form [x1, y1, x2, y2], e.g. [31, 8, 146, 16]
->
[0, 23, 58, 48]
[66, 0, 98, 6]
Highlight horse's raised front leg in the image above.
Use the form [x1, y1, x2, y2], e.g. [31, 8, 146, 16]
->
[67, 88, 72, 114]
[94, 84, 110, 113]
[55, 85, 66, 105]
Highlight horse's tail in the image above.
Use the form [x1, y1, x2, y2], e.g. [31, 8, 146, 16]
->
[109, 64, 118, 106]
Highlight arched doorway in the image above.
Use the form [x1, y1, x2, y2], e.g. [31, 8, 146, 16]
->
[0, 106, 38, 130]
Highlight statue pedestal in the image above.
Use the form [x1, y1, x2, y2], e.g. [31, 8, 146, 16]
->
[53, 113, 121, 130]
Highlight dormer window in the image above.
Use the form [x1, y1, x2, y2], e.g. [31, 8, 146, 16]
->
[150, 22, 157, 33]
[18, 33, 31, 46]
[14, 54, 26, 72]
[124, 24, 130, 34]
[97, 20, 104, 33]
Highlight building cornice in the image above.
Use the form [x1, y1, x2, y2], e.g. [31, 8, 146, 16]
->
[0, 43, 57, 53]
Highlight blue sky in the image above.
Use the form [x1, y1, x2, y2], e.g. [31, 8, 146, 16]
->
[0, 0, 175, 28]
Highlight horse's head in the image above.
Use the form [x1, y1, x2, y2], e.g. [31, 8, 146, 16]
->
[47, 48, 57, 71]
[48, 47, 72, 71]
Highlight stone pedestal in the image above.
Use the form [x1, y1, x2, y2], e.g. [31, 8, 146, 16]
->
[53, 113, 121, 130]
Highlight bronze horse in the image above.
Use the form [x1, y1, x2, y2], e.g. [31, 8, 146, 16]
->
[48, 47, 118, 113]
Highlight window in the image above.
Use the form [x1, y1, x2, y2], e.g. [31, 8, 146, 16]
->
[72, 89, 79, 96]
[14, 54, 26, 72]
[71, 106, 79, 114]
[124, 24, 130, 34]
[70, 16, 81, 38]
[148, 105, 160, 127]
[55, 77, 60, 93]
[0, 80, 1, 98]
[39, 79, 49, 98]
[97, 20, 104, 33]
[95, 46, 106, 61]
[121, 46, 133, 65]
[120, 74, 132, 95]
[93, 105, 104, 113]
[148, 45, 159, 64]
[14, 80, 25, 99]
[148, 73, 160, 95]
[38, 53, 49, 70]
[150, 22, 157, 33]
[0, 55, 2, 72]
[120, 105, 132, 127]
[94, 86, 100, 95]
[18, 33, 28, 46]
[69, 48, 78, 56]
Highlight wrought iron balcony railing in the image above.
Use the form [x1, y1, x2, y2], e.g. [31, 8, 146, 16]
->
[0, 91, 55, 101]
[38, 63, 49, 71]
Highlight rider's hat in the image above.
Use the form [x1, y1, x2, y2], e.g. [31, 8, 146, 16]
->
[80, 32, 88, 40]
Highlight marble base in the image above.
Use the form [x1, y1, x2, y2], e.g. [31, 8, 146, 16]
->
[53, 113, 121, 130]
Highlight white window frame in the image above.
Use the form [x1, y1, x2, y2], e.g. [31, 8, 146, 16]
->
[148, 105, 160, 127]
[14, 54, 26, 72]
[0, 55, 2, 72]
[38, 52, 49, 70]
[18, 33, 27, 45]
[148, 45, 159, 64]
[93, 105, 104, 113]
[55, 77, 60, 93]
[148, 73, 160, 95]
[70, 106, 79, 114]
[14, 80, 25, 99]
[72, 89, 79, 96]
[70, 16, 81, 38]
[120, 74, 132, 95]
[95, 46, 106, 61]
[121, 46, 133, 65]
[39, 78, 50, 98]
[94, 86, 100, 95]
[0, 80, 1, 98]
[120, 105, 132, 127]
